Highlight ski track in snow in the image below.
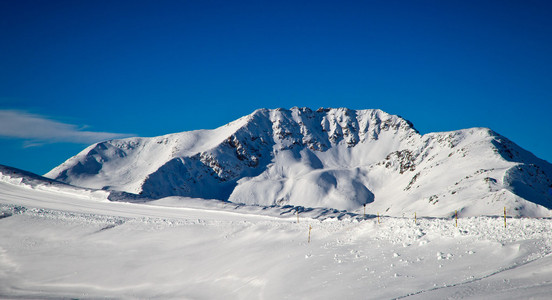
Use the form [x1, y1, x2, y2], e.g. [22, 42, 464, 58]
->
[395, 251, 552, 299]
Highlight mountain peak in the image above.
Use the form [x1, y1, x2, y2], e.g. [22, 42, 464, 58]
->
[45, 108, 552, 216]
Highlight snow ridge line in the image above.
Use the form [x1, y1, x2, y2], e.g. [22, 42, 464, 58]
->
[3, 202, 551, 244]
[0, 204, 130, 225]
[0, 202, 372, 226]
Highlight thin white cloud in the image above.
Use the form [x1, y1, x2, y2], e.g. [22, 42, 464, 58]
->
[0, 110, 134, 144]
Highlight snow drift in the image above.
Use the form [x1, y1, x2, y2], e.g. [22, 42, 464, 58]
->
[45, 107, 552, 216]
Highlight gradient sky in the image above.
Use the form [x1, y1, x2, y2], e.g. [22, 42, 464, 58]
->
[1, 0, 551, 175]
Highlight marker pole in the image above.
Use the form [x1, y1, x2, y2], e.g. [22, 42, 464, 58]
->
[455, 210, 458, 227]
[504, 207, 507, 228]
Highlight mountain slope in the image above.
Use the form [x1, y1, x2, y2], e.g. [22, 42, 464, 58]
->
[0, 164, 112, 203]
[45, 107, 552, 216]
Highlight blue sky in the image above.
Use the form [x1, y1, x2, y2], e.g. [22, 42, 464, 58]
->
[1, 0, 551, 175]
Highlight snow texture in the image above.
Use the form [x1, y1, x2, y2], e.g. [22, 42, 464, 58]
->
[1, 168, 552, 299]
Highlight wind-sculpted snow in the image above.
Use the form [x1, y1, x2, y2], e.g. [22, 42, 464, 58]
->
[1, 177, 552, 299]
[45, 107, 552, 216]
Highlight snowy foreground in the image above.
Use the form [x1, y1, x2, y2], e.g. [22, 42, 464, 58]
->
[1, 179, 552, 299]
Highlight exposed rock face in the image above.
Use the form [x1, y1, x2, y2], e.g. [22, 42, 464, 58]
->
[45, 107, 552, 216]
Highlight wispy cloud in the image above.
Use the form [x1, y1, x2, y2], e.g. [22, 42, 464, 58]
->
[0, 110, 134, 145]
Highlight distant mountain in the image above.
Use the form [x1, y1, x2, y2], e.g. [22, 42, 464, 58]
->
[45, 107, 552, 216]
[1, 164, 66, 187]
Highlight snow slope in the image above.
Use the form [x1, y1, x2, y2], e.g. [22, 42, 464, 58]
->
[45, 107, 552, 216]
[2, 167, 552, 299]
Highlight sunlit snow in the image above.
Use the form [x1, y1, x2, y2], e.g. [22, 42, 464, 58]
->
[3, 108, 552, 298]
[1, 165, 552, 299]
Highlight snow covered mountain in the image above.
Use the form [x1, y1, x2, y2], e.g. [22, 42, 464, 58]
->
[45, 107, 552, 216]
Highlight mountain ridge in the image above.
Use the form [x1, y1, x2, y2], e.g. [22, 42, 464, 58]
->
[45, 107, 552, 216]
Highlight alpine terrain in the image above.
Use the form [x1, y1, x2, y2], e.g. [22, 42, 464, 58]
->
[2, 107, 552, 299]
[45, 107, 552, 217]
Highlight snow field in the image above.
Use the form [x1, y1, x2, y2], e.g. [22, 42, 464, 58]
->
[1, 200, 551, 299]
[1, 170, 552, 299]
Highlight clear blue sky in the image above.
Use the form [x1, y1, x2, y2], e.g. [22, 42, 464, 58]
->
[1, 0, 551, 175]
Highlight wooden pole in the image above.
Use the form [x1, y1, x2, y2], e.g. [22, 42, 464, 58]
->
[455, 210, 458, 227]
[377, 212, 380, 224]
[504, 207, 507, 228]
[414, 212, 417, 224]
[308, 225, 312, 243]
